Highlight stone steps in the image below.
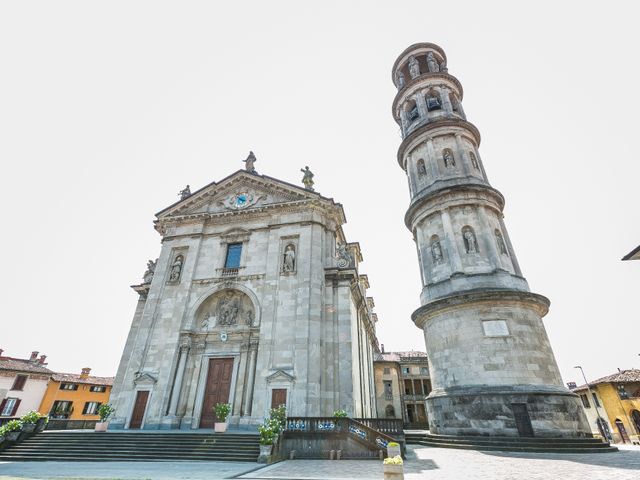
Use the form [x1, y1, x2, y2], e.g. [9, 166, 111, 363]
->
[406, 433, 618, 454]
[0, 432, 260, 462]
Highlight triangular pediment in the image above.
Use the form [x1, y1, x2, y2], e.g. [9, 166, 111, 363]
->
[266, 369, 296, 384]
[133, 372, 158, 385]
[157, 170, 332, 219]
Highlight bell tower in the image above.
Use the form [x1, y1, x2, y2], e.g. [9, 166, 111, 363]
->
[392, 43, 589, 437]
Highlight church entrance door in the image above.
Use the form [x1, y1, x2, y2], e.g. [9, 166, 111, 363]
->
[200, 358, 234, 428]
[271, 388, 287, 409]
[130, 390, 149, 429]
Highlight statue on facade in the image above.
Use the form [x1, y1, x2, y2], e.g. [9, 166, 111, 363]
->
[443, 149, 455, 168]
[142, 259, 156, 283]
[408, 55, 420, 79]
[217, 292, 241, 326]
[245, 309, 254, 326]
[336, 243, 353, 268]
[463, 228, 478, 254]
[431, 240, 443, 263]
[169, 254, 184, 282]
[417, 159, 427, 176]
[469, 151, 479, 169]
[243, 151, 257, 173]
[426, 52, 440, 73]
[395, 70, 405, 89]
[301, 166, 314, 191]
[439, 61, 447, 73]
[495, 230, 508, 255]
[282, 244, 296, 273]
[201, 312, 212, 330]
[178, 185, 192, 200]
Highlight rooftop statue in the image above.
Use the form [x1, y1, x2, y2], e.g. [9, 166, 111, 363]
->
[243, 151, 257, 173]
[301, 166, 315, 191]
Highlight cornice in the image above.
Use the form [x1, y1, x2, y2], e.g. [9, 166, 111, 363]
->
[392, 73, 464, 116]
[392, 42, 448, 77]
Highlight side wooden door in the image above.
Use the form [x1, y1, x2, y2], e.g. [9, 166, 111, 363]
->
[129, 390, 149, 429]
[199, 358, 234, 428]
[271, 388, 287, 409]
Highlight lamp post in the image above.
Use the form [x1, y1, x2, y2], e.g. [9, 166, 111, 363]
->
[574, 366, 611, 442]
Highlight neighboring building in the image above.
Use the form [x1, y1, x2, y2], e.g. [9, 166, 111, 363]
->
[390, 43, 590, 437]
[572, 370, 640, 444]
[621, 245, 640, 261]
[39, 368, 114, 421]
[374, 349, 431, 429]
[0, 350, 52, 418]
[109, 163, 379, 430]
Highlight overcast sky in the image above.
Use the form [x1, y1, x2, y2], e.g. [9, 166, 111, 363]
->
[1, 1, 638, 387]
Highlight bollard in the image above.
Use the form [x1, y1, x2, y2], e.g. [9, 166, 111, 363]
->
[329, 450, 335, 460]
[290, 450, 296, 460]
[336, 450, 342, 460]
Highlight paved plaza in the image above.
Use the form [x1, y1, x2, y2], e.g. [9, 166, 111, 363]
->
[0, 445, 638, 480]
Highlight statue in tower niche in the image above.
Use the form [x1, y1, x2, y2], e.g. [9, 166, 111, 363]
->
[301, 166, 315, 191]
[462, 228, 478, 254]
[431, 239, 443, 264]
[469, 151, 479, 169]
[426, 52, 440, 73]
[395, 70, 405, 89]
[495, 230, 509, 255]
[443, 149, 455, 167]
[243, 151, 257, 173]
[408, 56, 420, 79]
[143, 259, 156, 283]
[282, 244, 296, 273]
[169, 254, 184, 282]
[217, 291, 241, 326]
[178, 185, 192, 200]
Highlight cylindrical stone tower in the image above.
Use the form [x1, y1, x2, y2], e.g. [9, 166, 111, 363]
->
[392, 43, 590, 438]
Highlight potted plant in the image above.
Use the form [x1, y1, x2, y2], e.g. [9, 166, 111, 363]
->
[386, 441, 401, 458]
[35, 414, 48, 433]
[20, 411, 42, 434]
[257, 405, 287, 462]
[214, 403, 231, 433]
[383, 455, 404, 480]
[95, 404, 115, 432]
[332, 409, 348, 418]
[1, 420, 23, 443]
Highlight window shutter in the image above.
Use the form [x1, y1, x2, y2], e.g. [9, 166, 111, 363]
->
[0, 399, 7, 415]
[11, 398, 21, 416]
[82, 402, 89, 414]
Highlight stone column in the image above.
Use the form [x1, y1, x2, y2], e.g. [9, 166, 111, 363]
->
[440, 209, 463, 274]
[454, 134, 471, 176]
[498, 215, 523, 277]
[415, 94, 428, 121]
[399, 110, 409, 136]
[440, 86, 453, 114]
[168, 340, 190, 416]
[455, 96, 466, 120]
[473, 146, 490, 182]
[477, 206, 502, 270]
[425, 138, 439, 178]
[242, 343, 258, 416]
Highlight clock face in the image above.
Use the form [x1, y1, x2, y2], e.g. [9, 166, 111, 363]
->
[235, 194, 248, 208]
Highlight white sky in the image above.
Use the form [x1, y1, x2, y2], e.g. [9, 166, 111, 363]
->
[1, 1, 638, 388]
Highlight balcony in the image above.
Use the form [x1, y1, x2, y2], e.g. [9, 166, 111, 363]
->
[221, 268, 239, 277]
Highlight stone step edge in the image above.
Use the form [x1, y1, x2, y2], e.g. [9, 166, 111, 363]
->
[416, 441, 618, 454]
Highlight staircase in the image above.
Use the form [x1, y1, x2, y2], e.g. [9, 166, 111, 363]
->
[406, 432, 617, 453]
[0, 431, 260, 462]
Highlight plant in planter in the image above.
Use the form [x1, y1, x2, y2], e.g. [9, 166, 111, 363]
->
[95, 403, 115, 432]
[386, 441, 401, 458]
[332, 409, 348, 418]
[213, 403, 231, 433]
[0, 420, 23, 443]
[20, 411, 42, 433]
[383, 455, 404, 480]
[257, 405, 287, 462]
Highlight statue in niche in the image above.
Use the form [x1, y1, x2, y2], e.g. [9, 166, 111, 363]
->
[217, 291, 241, 326]
[431, 240, 443, 264]
[143, 259, 156, 283]
[495, 230, 508, 255]
[336, 243, 353, 268]
[417, 159, 427, 176]
[169, 254, 184, 282]
[282, 244, 296, 273]
[201, 312, 212, 330]
[385, 404, 396, 418]
[178, 185, 191, 200]
[395, 70, 405, 89]
[245, 309, 254, 326]
[463, 228, 478, 254]
[469, 151, 479, 169]
[439, 61, 448, 73]
[408, 55, 420, 79]
[426, 52, 440, 73]
[243, 151, 257, 173]
[301, 166, 315, 191]
[443, 149, 455, 168]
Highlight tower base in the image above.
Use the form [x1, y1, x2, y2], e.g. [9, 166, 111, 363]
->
[426, 386, 591, 438]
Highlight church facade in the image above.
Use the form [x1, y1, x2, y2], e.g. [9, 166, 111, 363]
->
[109, 164, 379, 430]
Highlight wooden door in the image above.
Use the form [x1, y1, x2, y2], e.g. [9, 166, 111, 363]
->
[511, 403, 534, 437]
[129, 390, 149, 429]
[271, 388, 287, 409]
[199, 358, 234, 428]
[615, 419, 630, 443]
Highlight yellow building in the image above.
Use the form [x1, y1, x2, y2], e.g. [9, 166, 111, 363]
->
[39, 368, 114, 421]
[573, 369, 640, 444]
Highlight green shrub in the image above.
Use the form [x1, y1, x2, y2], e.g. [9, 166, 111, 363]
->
[97, 404, 115, 422]
[214, 403, 231, 422]
[20, 411, 42, 424]
[0, 420, 23, 436]
[257, 405, 287, 445]
[332, 409, 348, 418]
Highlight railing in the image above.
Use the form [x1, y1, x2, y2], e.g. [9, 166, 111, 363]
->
[221, 268, 239, 277]
[353, 418, 404, 437]
[45, 419, 97, 430]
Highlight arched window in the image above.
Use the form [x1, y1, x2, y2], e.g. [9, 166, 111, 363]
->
[406, 100, 419, 122]
[417, 159, 427, 176]
[469, 151, 479, 169]
[442, 148, 455, 168]
[462, 226, 478, 254]
[426, 90, 442, 111]
[430, 235, 443, 264]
